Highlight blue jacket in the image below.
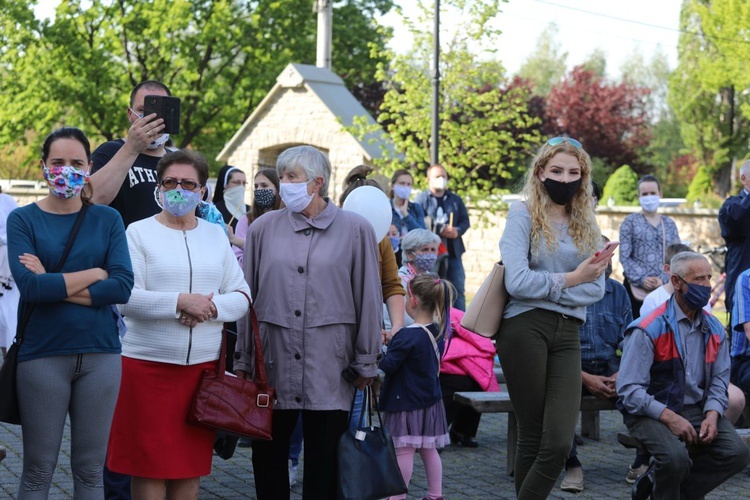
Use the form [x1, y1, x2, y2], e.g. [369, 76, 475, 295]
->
[390, 200, 426, 235]
[379, 323, 445, 412]
[415, 190, 470, 257]
[617, 298, 726, 419]
[719, 190, 750, 311]
[579, 278, 632, 366]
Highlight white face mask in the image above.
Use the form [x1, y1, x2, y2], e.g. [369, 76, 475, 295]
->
[430, 176, 447, 191]
[393, 184, 412, 200]
[280, 180, 314, 213]
[146, 133, 170, 150]
[639, 194, 660, 213]
[223, 185, 247, 217]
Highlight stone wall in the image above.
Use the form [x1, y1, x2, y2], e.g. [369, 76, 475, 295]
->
[461, 205, 725, 307]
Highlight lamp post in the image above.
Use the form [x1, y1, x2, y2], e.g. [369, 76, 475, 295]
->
[315, 0, 332, 70]
[431, 0, 440, 165]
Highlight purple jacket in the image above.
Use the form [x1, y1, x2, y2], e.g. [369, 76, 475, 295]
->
[235, 201, 383, 411]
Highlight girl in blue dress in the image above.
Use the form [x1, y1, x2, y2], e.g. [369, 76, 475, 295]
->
[379, 272, 452, 500]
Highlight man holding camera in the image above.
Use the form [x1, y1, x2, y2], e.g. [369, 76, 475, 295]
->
[90, 80, 170, 227]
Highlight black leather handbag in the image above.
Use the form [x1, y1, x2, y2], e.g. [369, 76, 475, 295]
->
[337, 386, 407, 500]
[0, 205, 88, 424]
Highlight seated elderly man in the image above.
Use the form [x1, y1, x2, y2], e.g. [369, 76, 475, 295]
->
[616, 251, 750, 500]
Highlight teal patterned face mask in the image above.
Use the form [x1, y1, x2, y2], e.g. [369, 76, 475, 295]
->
[160, 188, 201, 217]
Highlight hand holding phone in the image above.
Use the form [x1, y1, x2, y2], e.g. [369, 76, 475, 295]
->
[592, 241, 619, 264]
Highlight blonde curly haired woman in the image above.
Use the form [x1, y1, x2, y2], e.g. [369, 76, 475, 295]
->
[496, 137, 607, 499]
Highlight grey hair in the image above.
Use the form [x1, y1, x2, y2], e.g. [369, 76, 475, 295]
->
[401, 229, 441, 262]
[740, 159, 750, 178]
[670, 251, 708, 278]
[276, 146, 331, 198]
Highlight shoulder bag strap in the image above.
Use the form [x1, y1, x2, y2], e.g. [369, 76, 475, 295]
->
[661, 218, 666, 264]
[14, 204, 89, 345]
[213, 289, 253, 378]
[419, 324, 441, 377]
[249, 306, 268, 386]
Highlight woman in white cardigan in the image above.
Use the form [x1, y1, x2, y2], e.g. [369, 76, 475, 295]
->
[107, 150, 251, 500]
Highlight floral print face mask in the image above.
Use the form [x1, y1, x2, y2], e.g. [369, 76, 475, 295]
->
[43, 165, 89, 199]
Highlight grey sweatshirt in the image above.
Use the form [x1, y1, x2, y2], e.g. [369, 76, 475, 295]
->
[500, 202, 605, 323]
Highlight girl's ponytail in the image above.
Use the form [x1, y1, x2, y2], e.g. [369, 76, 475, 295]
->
[409, 273, 455, 342]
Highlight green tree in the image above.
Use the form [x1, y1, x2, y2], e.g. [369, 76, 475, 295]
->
[517, 23, 568, 96]
[362, 0, 543, 206]
[602, 164, 639, 206]
[669, 0, 750, 196]
[620, 47, 690, 196]
[686, 165, 724, 208]
[581, 48, 607, 78]
[0, 0, 394, 175]
[621, 46, 672, 120]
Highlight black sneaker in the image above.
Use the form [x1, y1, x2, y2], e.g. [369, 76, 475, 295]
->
[632, 462, 655, 500]
[450, 429, 479, 448]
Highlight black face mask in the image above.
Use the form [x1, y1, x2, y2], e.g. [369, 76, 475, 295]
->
[543, 177, 582, 206]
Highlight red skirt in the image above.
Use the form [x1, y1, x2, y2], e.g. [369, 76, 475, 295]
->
[107, 356, 216, 479]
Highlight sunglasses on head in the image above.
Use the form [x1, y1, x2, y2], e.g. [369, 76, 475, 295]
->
[547, 136, 583, 149]
[160, 178, 201, 191]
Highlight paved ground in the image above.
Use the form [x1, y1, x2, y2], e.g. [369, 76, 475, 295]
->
[1, 409, 748, 499]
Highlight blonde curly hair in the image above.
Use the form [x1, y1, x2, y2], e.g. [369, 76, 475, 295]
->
[521, 139, 601, 256]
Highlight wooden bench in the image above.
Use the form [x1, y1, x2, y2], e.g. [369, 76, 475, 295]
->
[454, 391, 617, 475]
[738, 428, 750, 447]
[493, 366, 505, 384]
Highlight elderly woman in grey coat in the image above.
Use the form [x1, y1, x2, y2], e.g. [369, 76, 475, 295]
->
[235, 145, 382, 500]
[383, 228, 441, 336]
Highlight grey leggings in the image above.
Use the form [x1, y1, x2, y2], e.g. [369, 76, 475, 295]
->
[17, 353, 121, 500]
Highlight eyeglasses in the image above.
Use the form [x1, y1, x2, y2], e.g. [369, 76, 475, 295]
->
[547, 136, 583, 149]
[160, 178, 201, 191]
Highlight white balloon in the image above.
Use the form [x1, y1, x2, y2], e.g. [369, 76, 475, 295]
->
[342, 186, 391, 241]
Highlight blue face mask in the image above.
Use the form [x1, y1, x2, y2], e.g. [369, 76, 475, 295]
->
[677, 276, 711, 311]
[389, 236, 400, 252]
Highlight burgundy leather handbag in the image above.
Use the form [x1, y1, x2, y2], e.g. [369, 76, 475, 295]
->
[187, 306, 274, 440]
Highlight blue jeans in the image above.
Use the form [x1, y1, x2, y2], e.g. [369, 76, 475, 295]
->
[288, 414, 303, 467]
[730, 355, 750, 394]
[445, 255, 466, 311]
[348, 389, 368, 431]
